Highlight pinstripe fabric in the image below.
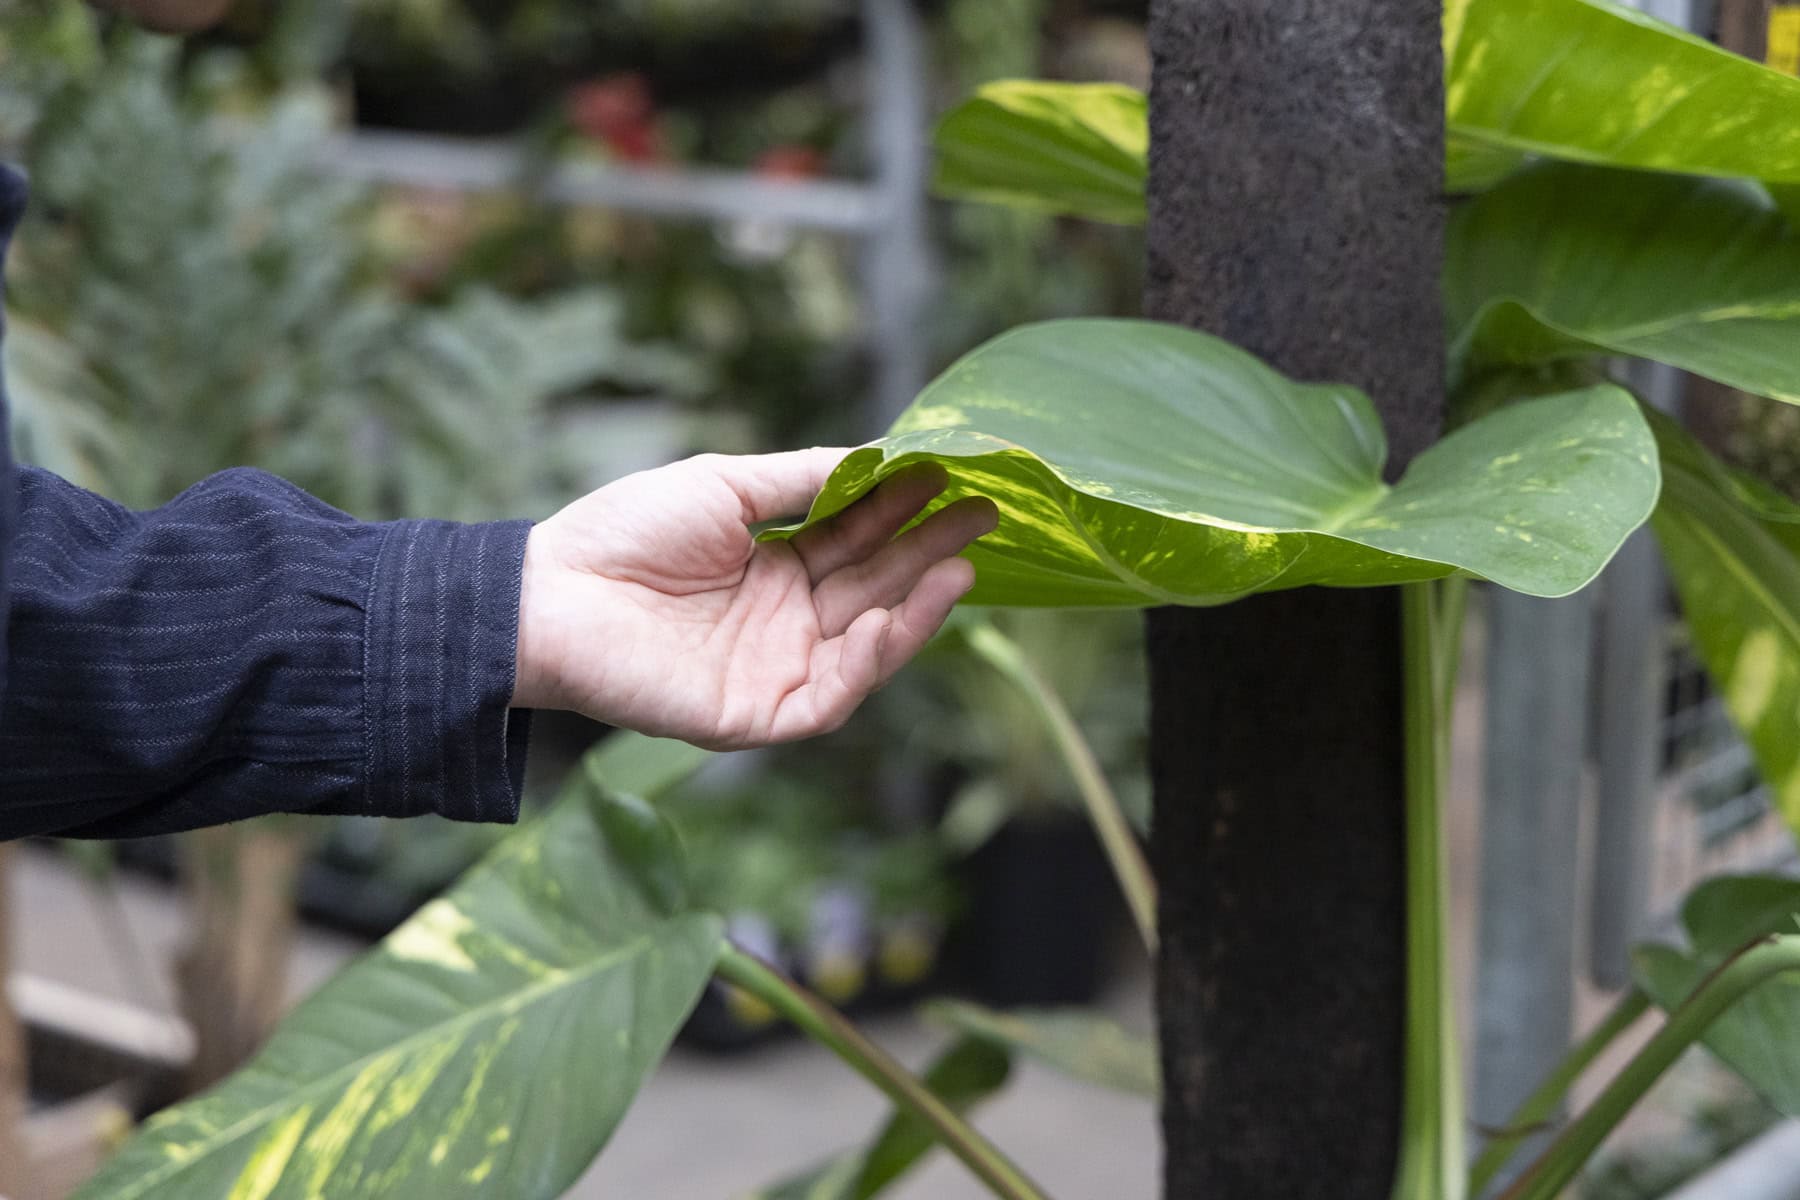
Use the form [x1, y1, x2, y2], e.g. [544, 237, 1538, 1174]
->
[0, 166, 21, 691]
[0, 166, 532, 839]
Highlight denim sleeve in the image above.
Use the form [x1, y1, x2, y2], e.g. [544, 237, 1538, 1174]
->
[0, 466, 532, 839]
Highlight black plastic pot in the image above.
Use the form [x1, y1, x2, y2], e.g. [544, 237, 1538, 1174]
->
[945, 815, 1121, 1008]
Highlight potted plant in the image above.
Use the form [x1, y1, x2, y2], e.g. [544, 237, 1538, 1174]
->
[887, 610, 1146, 1005]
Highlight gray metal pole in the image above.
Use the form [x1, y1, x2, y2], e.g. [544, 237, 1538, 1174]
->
[1587, 529, 1666, 987]
[861, 0, 935, 431]
[1634, 0, 1700, 22]
[1472, 588, 1595, 1192]
[1588, 360, 1680, 988]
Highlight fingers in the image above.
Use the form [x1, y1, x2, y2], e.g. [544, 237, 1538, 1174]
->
[770, 608, 891, 742]
[877, 557, 976, 686]
[768, 554, 978, 743]
[790, 462, 948, 583]
[812, 496, 998, 638]
[699, 447, 850, 525]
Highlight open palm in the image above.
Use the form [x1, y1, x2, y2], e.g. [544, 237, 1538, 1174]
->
[512, 448, 996, 749]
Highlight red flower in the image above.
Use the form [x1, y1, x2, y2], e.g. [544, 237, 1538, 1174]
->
[568, 74, 665, 164]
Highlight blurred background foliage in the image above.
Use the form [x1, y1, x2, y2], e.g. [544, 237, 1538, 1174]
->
[2, 3, 1798, 1194]
[0, 0, 1153, 1041]
[9, 0, 1786, 1036]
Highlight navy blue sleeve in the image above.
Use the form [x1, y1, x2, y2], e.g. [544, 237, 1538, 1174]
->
[0, 466, 533, 839]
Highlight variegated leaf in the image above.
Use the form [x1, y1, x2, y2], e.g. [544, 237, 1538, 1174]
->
[933, 80, 1147, 225]
[771, 320, 1659, 607]
[1446, 0, 1800, 189]
[75, 734, 720, 1200]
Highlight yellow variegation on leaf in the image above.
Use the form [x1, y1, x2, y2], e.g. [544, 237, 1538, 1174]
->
[932, 80, 1146, 225]
[1445, 0, 1800, 190]
[75, 736, 718, 1200]
[771, 321, 1660, 608]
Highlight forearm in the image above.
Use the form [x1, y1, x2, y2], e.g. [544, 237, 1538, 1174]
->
[0, 467, 531, 839]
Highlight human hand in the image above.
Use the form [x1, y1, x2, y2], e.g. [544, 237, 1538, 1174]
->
[511, 449, 997, 749]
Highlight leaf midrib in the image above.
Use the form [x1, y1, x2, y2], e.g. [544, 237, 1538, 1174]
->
[94, 924, 699, 1200]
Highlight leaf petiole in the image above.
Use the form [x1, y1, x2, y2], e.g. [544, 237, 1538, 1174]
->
[961, 619, 1158, 953]
[1500, 936, 1800, 1200]
[714, 941, 1055, 1200]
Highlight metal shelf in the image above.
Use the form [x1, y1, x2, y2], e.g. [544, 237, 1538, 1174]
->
[316, 0, 934, 434]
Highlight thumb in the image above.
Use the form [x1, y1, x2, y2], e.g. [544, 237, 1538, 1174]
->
[701, 447, 850, 525]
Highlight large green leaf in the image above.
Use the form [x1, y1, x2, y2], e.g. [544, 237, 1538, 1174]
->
[933, 80, 1147, 225]
[1446, 163, 1800, 404]
[925, 1000, 1158, 1099]
[1774, 184, 1800, 229]
[1445, 133, 1530, 193]
[581, 729, 713, 803]
[1651, 416, 1800, 830]
[745, 1038, 1012, 1200]
[935, 2, 1800, 217]
[76, 735, 722, 1200]
[773, 320, 1659, 606]
[1446, 0, 1800, 190]
[1633, 875, 1800, 1113]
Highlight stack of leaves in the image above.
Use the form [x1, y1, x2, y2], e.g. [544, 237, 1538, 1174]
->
[924, 0, 1800, 834]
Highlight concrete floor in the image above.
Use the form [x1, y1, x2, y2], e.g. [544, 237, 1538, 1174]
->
[9, 844, 1158, 1200]
[578, 1011, 1156, 1199]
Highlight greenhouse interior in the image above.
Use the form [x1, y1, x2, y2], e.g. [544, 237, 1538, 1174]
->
[1, 0, 1800, 1198]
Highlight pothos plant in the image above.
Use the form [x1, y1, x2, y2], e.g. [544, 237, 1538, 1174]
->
[68, 0, 1800, 1198]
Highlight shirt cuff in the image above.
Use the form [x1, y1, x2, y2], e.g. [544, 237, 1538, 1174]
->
[363, 517, 534, 823]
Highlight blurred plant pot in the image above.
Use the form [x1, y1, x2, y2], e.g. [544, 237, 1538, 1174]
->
[681, 906, 949, 1053]
[10, 975, 190, 1200]
[947, 815, 1119, 1008]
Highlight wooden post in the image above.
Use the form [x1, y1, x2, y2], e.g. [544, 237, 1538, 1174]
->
[0, 847, 32, 1197]
[177, 824, 307, 1091]
[1715, 0, 1776, 60]
[1142, 3, 1446, 1197]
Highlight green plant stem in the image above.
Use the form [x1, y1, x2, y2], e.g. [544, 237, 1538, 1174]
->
[963, 620, 1158, 953]
[1466, 987, 1650, 1196]
[1499, 936, 1800, 1200]
[1432, 577, 1471, 726]
[715, 941, 1055, 1200]
[1391, 583, 1466, 1200]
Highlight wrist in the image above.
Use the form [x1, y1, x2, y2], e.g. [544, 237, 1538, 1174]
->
[511, 526, 560, 711]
